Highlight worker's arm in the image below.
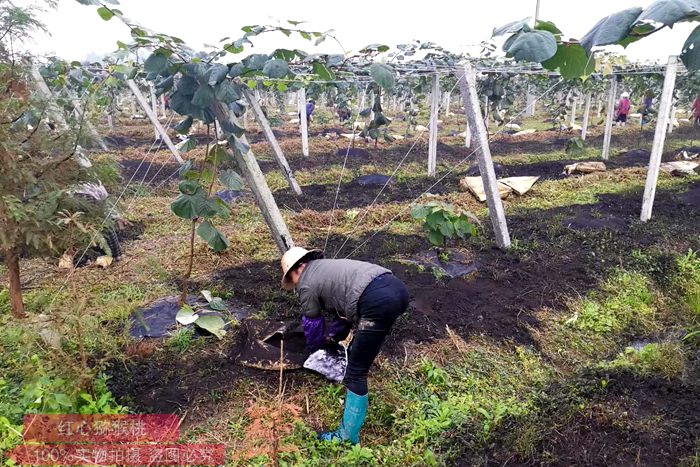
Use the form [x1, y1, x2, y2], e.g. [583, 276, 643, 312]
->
[327, 316, 352, 344]
[298, 285, 325, 352]
[301, 315, 325, 353]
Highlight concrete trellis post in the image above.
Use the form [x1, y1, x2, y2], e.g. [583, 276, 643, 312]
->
[444, 91, 452, 116]
[483, 95, 490, 129]
[581, 92, 592, 141]
[211, 101, 294, 254]
[465, 121, 471, 148]
[241, 87, 302, 196]
[126, 80, 183, 164]
[298, 88, 309, 157]
[668, 102, 676, 134]
[428, 73, 439, 177]
[149, 84, 159, 140]
[601, 78, 618, 160]
[526, 89, 536, 117]
[641, 56, 679, 222]
[30, 67, 109, 151]
[458, 65, 511, 249]
[569, 97, 578, 127]
[159, 94, 166, 118]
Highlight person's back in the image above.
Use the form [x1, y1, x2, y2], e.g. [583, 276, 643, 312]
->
[619, 97, 631, 115]
[297, 258, 390, 322]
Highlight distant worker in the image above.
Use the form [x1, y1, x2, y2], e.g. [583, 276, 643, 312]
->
[299, 99, 315, 125]
[692, 94, 700, 125]
[615, 92, 631, 126]
[642, 90, 653, 125]
[280, 247, 409, 444]
[337, 106, 351, 123]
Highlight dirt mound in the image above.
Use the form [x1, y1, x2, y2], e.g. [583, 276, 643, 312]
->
[354, 174, 395, 186]
[336, 147, 372, 158]
[562, 207, 628, 232]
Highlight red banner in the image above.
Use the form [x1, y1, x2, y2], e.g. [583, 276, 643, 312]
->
[8, 444, 226, 466]
[23, 415, 179, 443]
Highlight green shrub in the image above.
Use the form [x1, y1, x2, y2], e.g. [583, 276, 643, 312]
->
[411, 201, 477, 248]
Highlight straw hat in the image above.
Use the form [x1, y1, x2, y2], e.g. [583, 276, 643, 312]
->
[280, 247, 323, 290]
[621, 92, 630, 98]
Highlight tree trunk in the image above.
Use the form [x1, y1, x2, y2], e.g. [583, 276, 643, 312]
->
[5, 247, 25, 317]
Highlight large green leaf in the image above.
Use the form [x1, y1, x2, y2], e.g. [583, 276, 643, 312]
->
[196, 220, 229, 252]
[175, 116, 193, 134]
[636, 0, 700, 27]
[208, 297, 227, 312]
[312, 62, 335, 80]
[243, 54, 269, 70]
[262, 59, 290, 78]
[178, 179, 199, 195]
[97, 6, 114, 21]
[214, 81, 241, 104]
[171, 188, 208, 219]
[194, 314, 227, 339]
[144, 52, 168, 74]
[219, 169, 244, 190]
[504, 30, 558, 62]
[542, 43, 596, 79]
[175, 137, 197, 153]
[192, 84, 215, 107]
[426, 230, 444, 247]
[207, 64, 229, 86]
[176, 305, 199, 325]
[369, 63, 395, 91]
[580, 7, 643, 52]
[493, 18, 530, 37]
[535, 20, 563, 36]
[681, 24, 700, 70]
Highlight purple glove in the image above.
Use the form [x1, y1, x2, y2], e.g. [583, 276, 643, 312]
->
[301, 315, 325, 353]
[327, 317, 352, 343]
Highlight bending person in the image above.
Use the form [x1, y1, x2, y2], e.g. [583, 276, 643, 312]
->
[280, 247, 409, 444]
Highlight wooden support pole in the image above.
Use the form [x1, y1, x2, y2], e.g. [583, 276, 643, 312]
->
[581, 92, 592, 141]
[126, 80, 183, 164]
[641, 56, 679, 222]
[428, 73, 439, 177]
[458, 65, 511, 249]
[298, 88, 309, 157]
[211, 101, 294, 254]
[601, 78, 617, 160]
[596, 98, 602, 119]
[242, 87, 303, 196]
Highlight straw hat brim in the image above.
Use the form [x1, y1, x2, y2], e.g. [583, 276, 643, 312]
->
[280, 249, 323, 290]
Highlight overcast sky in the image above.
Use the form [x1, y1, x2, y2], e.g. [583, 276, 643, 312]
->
[18, 0, 696, 64]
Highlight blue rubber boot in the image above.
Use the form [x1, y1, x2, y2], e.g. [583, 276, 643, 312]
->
[318, 389, 368, 444]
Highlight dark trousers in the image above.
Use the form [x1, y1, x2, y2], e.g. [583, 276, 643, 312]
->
[343, 274, 409, 395]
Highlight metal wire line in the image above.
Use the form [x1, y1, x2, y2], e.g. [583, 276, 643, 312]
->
[322, 87, 368, 253]
[42, 112, 176, 315]
[343, 76, 565, 260]
[332, 76, 464, 259]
